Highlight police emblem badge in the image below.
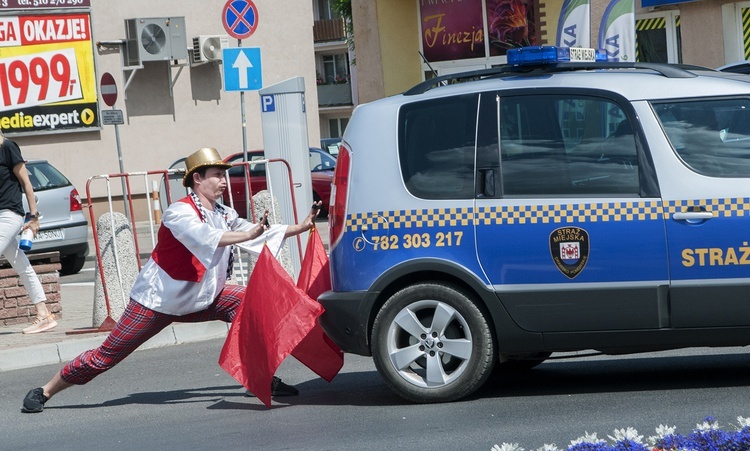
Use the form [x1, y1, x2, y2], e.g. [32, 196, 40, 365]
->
[549, 227, 590, 279]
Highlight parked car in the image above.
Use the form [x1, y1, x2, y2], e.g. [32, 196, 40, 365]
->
[318, 46, 750, 403]
[222, 147, 335, 218]
[21, 160, 89, 275]
[320, 137, 341, 157]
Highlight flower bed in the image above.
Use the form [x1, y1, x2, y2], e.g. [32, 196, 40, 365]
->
[492, 416, 750, 451]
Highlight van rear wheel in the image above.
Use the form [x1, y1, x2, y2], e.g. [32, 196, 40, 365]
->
[371, 282, 494, 403]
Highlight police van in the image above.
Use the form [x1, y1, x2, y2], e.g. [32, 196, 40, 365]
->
[318, 46, 750, 403]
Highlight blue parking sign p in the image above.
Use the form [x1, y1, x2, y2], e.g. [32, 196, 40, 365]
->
[261, 95, 275, 113]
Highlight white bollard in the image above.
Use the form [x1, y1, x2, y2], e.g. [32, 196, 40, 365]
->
[92, 212, 141, 326]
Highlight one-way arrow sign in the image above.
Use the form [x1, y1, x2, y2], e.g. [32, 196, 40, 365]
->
[223, 47, 262, 91]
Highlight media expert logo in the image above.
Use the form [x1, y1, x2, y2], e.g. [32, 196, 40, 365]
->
[549, 227, 590, 279]
[0, 106, 96, 132]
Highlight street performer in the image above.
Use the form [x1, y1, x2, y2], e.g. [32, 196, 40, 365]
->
[22, 147, 320, 413]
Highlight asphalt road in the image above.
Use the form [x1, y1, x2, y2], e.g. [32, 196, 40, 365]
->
[3, 337, 750, 450]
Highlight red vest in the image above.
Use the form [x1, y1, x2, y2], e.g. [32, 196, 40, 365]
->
[150, 196, 206, 282]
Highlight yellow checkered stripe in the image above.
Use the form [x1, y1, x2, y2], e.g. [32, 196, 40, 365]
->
[345, 199, 750, 232]
[663, 198, 750, 218]
[476, 201, 664, 225]
[347, 208, 473, 231]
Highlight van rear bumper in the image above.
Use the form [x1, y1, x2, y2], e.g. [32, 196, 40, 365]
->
[317, 290, 374, 356]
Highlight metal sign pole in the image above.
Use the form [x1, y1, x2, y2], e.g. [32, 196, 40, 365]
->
[112, 105, 130, 221]
[222, 0, 259, 219]
[239, 38, 250, 219]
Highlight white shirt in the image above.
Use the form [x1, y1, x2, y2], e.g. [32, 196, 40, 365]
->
[130, 201, 286, 315]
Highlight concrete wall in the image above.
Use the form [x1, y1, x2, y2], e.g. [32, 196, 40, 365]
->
[352, 0, 386, 104]
[10, 0, 320, 204]
[378, 0, 422, 98]
[678, 0, 727, 67]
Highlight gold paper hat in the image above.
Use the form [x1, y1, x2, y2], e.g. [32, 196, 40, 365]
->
[182, 147, 232, 187]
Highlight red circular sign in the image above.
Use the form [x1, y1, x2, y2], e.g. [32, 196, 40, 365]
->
[100, 72, 117, 107]
[222, 0, 259, 40]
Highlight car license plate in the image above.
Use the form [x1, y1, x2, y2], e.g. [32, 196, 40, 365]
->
[35, 228, 64, 242]
[569, 47, 596, 62]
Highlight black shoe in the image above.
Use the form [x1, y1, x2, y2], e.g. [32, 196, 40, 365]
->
[22, 387, 48, 413]
[243, 377, 299, 397]
[271, 376, 298, 397]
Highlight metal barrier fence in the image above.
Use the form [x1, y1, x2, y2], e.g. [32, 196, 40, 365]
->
[70, 158, 301, 334]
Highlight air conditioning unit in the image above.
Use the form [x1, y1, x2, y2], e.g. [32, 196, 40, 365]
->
[124, 17, 188, 66]
[191, 35, 229, 64]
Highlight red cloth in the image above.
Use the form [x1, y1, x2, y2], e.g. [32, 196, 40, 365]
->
[219, 245, 323, 407]
[292, 228, 344, 382]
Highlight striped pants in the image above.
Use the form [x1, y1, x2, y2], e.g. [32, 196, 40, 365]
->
[60, 285, 245, 385]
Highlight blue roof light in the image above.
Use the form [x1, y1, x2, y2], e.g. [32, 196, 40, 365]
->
[507, 46, 608, 66]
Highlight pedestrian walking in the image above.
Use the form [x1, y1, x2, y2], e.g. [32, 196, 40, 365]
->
[0, 131, 56, 334]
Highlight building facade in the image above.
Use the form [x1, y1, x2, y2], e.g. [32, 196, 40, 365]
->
[0, 0, 321, 208]
[349, 0, 750, 103]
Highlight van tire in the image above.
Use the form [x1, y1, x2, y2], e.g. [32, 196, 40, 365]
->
[371, 282, 494, 403]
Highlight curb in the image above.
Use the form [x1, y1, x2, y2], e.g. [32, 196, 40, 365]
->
[0, 321, 229, 372]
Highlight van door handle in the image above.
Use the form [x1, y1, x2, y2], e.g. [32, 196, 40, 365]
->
[672, 211, 714, 221]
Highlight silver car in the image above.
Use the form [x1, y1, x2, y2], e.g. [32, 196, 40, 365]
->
[21, 160, 89, 275]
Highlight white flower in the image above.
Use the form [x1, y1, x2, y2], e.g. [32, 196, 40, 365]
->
[695, 418, 719, 432]
[535, 445, 560, 451]
[737, 416, 750, 428]
[491, 443, 524, 451]
[647, 424, 678, 445]
[654, 424, 677, 436]
[608, 427, 643, 443]
[570, 432, 605, 446]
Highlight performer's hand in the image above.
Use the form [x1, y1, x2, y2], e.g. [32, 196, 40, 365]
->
[281, 202, 322, 239]
[249, 210, 270, 240]
[303, 201, 322, 230]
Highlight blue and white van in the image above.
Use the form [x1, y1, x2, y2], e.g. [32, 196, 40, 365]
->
[319, 47, 750, 403]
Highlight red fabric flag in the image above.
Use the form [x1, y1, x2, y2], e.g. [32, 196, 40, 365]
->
[219, 245, 323, 408]
[291, 228, 344, 382]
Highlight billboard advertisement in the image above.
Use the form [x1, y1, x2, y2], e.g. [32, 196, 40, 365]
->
[421, 0, 485, 63]
[420, 0, 540, 62]
[0, 12, 98, 134]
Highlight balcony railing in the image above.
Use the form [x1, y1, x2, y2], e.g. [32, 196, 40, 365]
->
[317, 83, 352, 106]
[314, 18, 346, 42]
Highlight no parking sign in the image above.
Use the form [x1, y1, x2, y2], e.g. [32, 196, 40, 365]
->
[222, 0, 259, 40]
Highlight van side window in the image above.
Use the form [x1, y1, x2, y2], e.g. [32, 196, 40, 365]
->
[653, 98, 750, 176]
[398, 94, 478, 199]
[476, 93, 640, 197]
